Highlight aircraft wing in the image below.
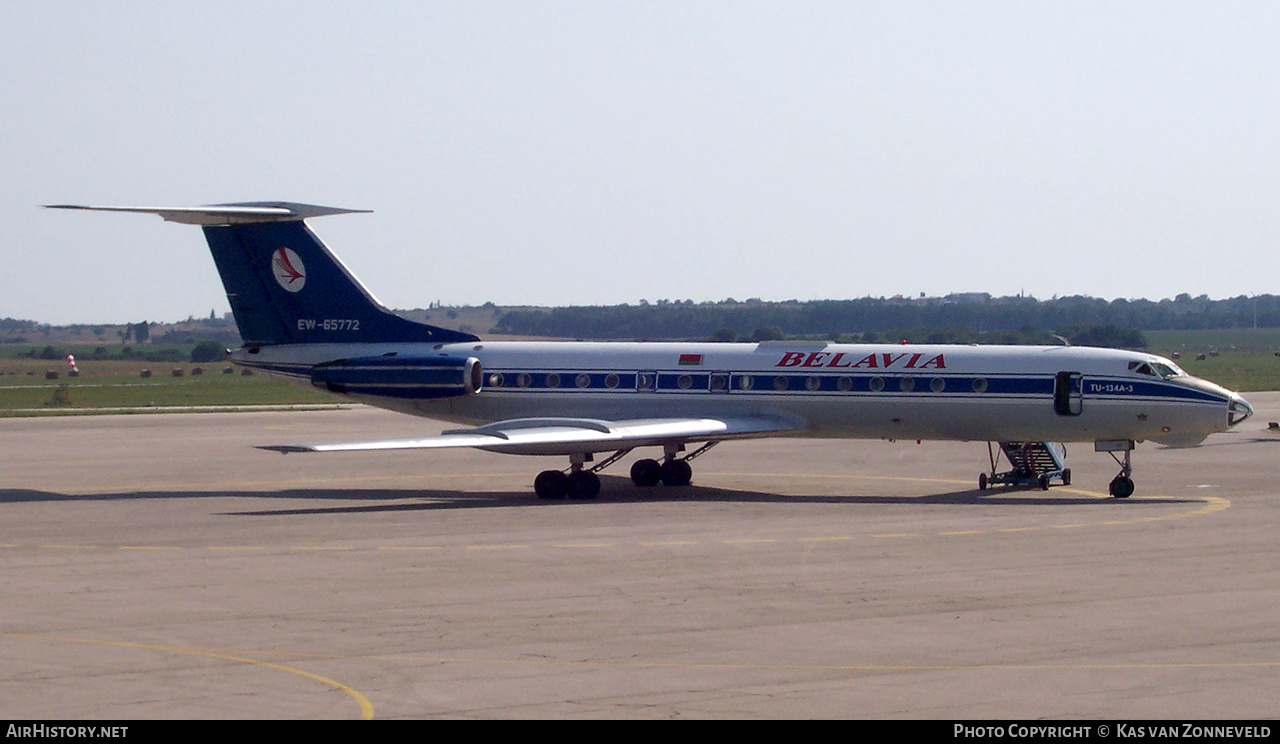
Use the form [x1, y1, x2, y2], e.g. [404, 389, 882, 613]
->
[258, 415, 803, 457]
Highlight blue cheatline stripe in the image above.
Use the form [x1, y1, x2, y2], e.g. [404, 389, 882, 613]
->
[237, 359, 1229, 407]
[477, 370, 1227, 404]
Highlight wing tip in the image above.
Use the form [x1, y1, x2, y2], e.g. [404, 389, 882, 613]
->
[257, 444, 314, 454]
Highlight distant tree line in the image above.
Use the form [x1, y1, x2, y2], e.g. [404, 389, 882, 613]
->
[117, 321, 150, 344]
[492, 293, 1280, 346]
[0, 318, 39, 331]
[7, 292, 1278, 352]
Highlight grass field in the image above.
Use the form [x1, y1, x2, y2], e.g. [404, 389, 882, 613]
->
[0, 358, 333, 415]
[1154, 352, 1280, 393]
[1143, 329, 1280, 392]
[1144, 328, 1280, 354]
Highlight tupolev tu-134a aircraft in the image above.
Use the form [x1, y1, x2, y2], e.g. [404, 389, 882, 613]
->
[50, 202, 1254, 500]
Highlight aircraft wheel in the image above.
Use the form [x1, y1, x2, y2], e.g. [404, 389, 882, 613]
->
[630, 458, 662, 487]
[567, 470, 600, 500]
[978, 473, 988, 491]
[1061, 468, 1071, 486]
[1038, 474, 1051, 491]
[1109, 476, 1135, 499]
[534, 470, 568, 500]
[660, 459, 693, 487]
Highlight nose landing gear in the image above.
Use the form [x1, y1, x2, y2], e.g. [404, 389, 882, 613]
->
[1096, 440, 1135, 498]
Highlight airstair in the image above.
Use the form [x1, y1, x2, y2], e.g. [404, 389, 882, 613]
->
[978, 441, 1070, 491]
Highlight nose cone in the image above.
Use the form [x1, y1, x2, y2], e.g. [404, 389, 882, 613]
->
[1177, 375, 1253, 431]
[1229, 393, 1254, 427]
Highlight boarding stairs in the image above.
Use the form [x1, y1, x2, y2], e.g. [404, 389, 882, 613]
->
[979, 441, 1071, 491]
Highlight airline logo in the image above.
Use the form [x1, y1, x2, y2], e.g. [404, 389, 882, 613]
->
[777, 351, 946, 369]
[272, 247, 306, 293]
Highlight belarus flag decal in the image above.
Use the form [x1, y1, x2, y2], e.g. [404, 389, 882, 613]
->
[678, 354, 703, 366]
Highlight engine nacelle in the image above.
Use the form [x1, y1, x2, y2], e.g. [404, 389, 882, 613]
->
[310, 355, 482, 399]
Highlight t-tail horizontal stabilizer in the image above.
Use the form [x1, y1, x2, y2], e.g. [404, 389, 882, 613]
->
[45, 202, 371, 225]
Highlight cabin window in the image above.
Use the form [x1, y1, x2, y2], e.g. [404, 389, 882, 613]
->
[605, 373, 620, 389]
[930, 377, 945, 393]
[709, 373, 728, 391]
[774, 376, 789, 391]
[805, 376, 821, 391]
[972, 377, 988, 393]
[837, 376, 853, 392]
[868, 377, 884, 392]
[489, 373, 504, 387]
[517, 373, 532, 388]
[899, 377, 915, 393]
[575, 374, 591, 388]
[738, 375, 755, 390]
[546, 373, 561, 388]
[678, 374, 694, 390]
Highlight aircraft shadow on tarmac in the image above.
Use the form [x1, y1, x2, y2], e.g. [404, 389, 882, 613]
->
[0, 475, 1198, 516]
[1166, 434, 1280, 449]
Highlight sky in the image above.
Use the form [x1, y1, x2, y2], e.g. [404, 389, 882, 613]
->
[4, 2, 1279, 325]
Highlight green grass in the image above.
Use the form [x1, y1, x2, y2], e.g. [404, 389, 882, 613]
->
[1144, 328, 1280, 353]
[1161, 352, 1280, 393]
[0, 341, 192, 361]
[0, 359, 333, 415]
[1141, 329, 1280, 391]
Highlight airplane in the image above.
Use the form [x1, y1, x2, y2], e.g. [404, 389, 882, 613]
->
[49, 202, 1255, 500]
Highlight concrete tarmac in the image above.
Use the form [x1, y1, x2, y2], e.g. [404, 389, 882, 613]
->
[2, 395, 1278, 719]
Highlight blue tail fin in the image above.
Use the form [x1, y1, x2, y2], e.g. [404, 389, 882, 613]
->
[201, 218, 479, 345]
[48, 202, 479, 346]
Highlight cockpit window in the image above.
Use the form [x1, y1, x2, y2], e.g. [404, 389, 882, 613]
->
[1129, 360, 1185, 380]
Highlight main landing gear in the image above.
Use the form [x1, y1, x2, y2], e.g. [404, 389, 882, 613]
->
[534, 468, 600, 500]
[533, 442, 717, 500]
[628, 456, 692, 487]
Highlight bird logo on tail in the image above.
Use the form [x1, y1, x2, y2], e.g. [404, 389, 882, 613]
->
[271, 247, 306, 292]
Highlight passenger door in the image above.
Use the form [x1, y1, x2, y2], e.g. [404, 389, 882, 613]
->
[1054, 371, 1083, 416]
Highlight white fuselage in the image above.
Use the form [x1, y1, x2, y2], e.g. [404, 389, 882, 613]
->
[233, 341, 1250, 449]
